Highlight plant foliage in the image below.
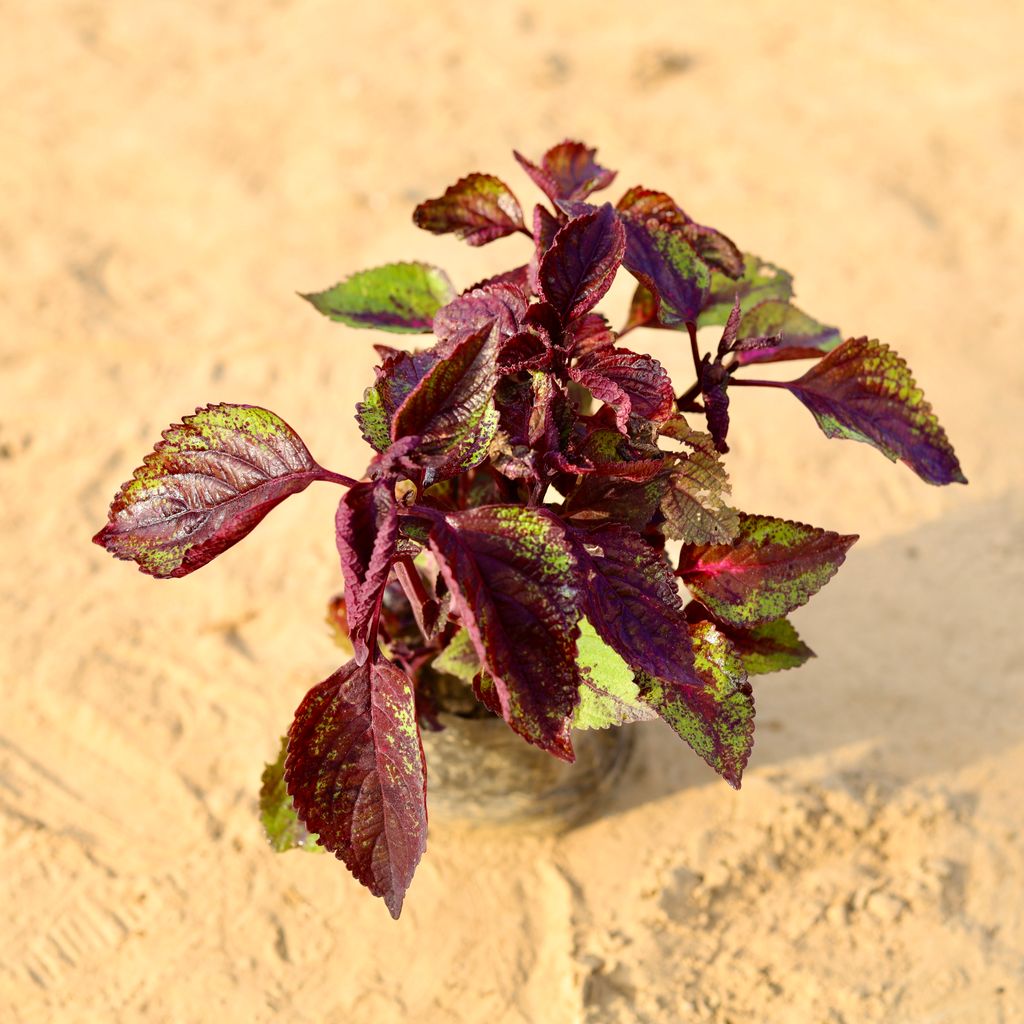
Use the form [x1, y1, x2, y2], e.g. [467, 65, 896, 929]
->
[94, 140, 965, 917]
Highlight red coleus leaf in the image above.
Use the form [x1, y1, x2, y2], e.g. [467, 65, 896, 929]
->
[617, 186, 744, 279]
[636, 622, 754, 788]
[570, 522, 696, 688]
[412, 173, 525, 246]
[570, 346, 676, 429]
[285, 657, 427, 919]
[528, 203, 563, 295]
[567, 312, 616, 357]
[93, 404, 333, 578]
[577, 423, 665, 482]
[514, 140, 617, 204]
[336, 479, 399, 664]
[539, 203, 626, 325]
[677, 513, 857, 627]
[562, 472, 669, 533]
[729, 299, 842, 365]
[618, 209, 711, 326]
[358, 326, 500, 484]
[779, 337, 967, 485]
[432, 281, 528, 350]
[426, 505, 582, 760]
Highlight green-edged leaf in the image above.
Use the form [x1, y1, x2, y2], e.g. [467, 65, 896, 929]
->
[413, 173, 525, 245]
[637, 621, 754, 788]
[432, 628, 481, 683]
[731, 300, 842, 365]
[573, 618, 654, 730]
[658, 419, 739, 544]
[678, 513, 857, 627]
[302, 262, 455, 333]
[698, 253, 794, 327]
[93, 404, 326, 578]
[285, 657, 427, 919]
[259, 736, 323, 853]
[725, 617, 814, 675]
[426, 505, 582, 760]
[782, 337, 966, 485]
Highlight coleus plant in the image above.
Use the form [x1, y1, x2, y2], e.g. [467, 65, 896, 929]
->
[93, 140, 965, 918]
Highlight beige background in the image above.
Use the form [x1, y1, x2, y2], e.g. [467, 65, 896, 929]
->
[3, 2, 1023, 1021]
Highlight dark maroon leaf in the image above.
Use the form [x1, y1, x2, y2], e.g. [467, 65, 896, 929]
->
[336, 480, 399, 663]
[497, 330, 552, 373]
[464, 265, 531, 294]
[570, 347, 675, 429]
[678, 513, 857, 626]
[514, 141, 617, 204]
[426, 506, 582, 759]
[528, 203, 563, 295]
[570, 522, 696, 688]
[539, 204, 626, 324]
[700, 358, 732, 453]
[617, 187, 743, 278]
[562, 473, 669, 533]
[730, 300, 842, 365]
[567, 312, 616, 357]
[94, 404, 332, 579]
[636, 622, 754, 788]
[285, 657, 427, 918]
[578, 423, 665, 482]
[412, 173, 525, 246]
[780, 337, 967, 485]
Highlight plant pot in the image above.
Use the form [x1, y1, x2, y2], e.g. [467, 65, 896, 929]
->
[420, 712, 635, 830]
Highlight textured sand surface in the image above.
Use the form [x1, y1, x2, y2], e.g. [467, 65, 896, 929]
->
[2, 2, 1023, 1021]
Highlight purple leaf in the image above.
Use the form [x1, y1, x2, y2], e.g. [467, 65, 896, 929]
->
[302, 262, 455, 333]
[700, 358, 732, 453]
[412, 173, 525, 246]
[539, 203, 626, 324]
[618, 211, 711, 326]
[570, 522, 696, 688]
[678, 513, 857, 627]
[94, 404, 330, 578]
[426, 505, 582, 760]
[781, 337, 967, 485]
[730, 300, 842, 365]
[567, 312, 616, 357]
[636, 622, 754, 788]
[528, 203, 563, 295]
[464, 265, 532, 294]
[617, 187, 744, 278]
[514, 141, 617, 204]
[336, 480, 399, 663]
[563, 473, 669, 533]
[570, 347, 676, 428]
[285, 657, 427, 919]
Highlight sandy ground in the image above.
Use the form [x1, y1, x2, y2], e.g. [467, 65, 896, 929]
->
[3, 2, 1023, 1021]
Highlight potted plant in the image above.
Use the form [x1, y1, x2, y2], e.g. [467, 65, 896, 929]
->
[93, 140, 965, 918]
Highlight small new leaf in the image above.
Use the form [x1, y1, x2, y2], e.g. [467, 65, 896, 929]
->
[678, 513, 857, 627]
[93, 404, 326, 578]
[731, 300, 842, 365]
[515, 141, 617, 204]
[637, 622, 754, 788]
[783, 337, 966, 485]
[303, 262, 455, 333]
[285, 657, 427, 919]
[259, 736, 323, 853]
[413, 173, 525, 246]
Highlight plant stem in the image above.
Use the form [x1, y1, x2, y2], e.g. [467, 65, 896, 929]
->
[727, 377, 790, 389]
[318, 468, 359, 487]
[687, 321, 702, 377]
